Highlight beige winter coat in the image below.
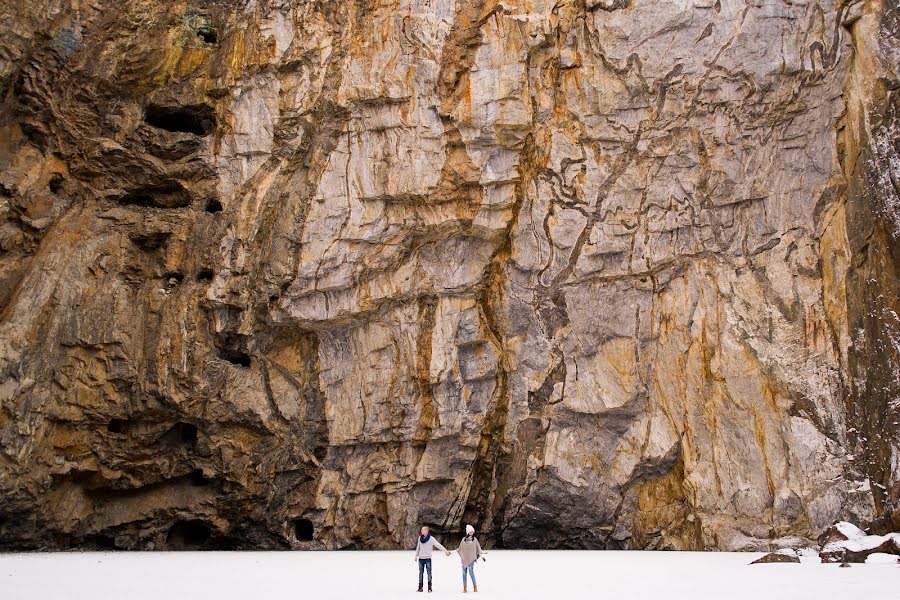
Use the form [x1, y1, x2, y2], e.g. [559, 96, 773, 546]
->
[457, 535, 482, 566]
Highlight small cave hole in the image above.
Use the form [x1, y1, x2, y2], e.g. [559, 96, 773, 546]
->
[189, 469, 210, 487]
[48, 174, 65, 195]
[145, 104, 216, 136]
[217, 334, 252, 368]
[119, 181, 191, 209]
[107, 419, 127, 434]
[204, 198, 223, 213]
[293, 518, 314, 542]
[222, 349, 251, 368]
[196, 269, 214, 283]
[196, 26, 218, 45]
[129, 231, 171, 252]
[174, 422, 198, 445]
[162, 422, 199, 447]
[166, 519, 211, 548]
[87, 534, 117, 550]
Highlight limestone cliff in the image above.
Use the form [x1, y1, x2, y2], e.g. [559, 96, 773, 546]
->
[0, 0, 898, 550]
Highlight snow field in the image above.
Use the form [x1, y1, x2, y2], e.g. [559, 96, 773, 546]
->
[0, 550, 896, 600]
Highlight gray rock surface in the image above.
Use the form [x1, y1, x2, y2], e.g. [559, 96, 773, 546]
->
[0, 0, 898, 550]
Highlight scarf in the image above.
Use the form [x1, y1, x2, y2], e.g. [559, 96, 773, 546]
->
[420, 533, 431, 544]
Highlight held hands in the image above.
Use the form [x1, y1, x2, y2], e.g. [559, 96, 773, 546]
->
[445, 551, 451, 556]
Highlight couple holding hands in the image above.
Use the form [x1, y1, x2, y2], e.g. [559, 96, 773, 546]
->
[413, 524, 484, 593]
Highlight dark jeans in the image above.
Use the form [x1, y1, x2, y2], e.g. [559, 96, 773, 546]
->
[418, 558, 432, 587]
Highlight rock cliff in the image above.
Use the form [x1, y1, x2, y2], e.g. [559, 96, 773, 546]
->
[0, 0, 898, 550]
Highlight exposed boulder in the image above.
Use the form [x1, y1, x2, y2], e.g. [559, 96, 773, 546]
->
[751, 550, 801, 564]
[820, 529, 900, 564]
[817, 522, 869, 548]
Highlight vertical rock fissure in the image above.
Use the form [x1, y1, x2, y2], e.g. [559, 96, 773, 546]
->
[838, 1, 900, 530]
[413, 295, 438, 443]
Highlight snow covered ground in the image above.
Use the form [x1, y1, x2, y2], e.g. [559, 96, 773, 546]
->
[0, 550, 896, 600]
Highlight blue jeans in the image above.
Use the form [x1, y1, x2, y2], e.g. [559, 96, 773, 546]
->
[418, 559, 432, 587]
[462, 562, 477, 587]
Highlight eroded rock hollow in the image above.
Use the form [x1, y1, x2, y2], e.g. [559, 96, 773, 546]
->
[1, 0, 899, 550]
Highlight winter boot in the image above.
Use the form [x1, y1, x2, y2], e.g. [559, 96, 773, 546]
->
[473, 584, 478, 592]
[417, 584, 423, 592]
[428, 583, 433, 593]
[463, 584, 467, 593]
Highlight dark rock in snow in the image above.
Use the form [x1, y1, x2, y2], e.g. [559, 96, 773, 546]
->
[817, 522, 868, 548]
[751, 552, 801, 564]
[820, 533, 900, 564]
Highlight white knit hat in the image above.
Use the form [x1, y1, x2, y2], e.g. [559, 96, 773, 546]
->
[466, 524, 475, 535]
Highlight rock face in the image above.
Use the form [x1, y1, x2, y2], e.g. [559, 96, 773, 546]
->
[0, 0, 898, 551]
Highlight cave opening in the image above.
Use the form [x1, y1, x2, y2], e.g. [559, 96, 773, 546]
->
[166, 519, 211, 548]
[48, 174, 64, 194]
[189, 469, 210, 487]
[217, 334, 252, 368]
[293, 518, 314, 542]
[196, 269, 214, 283]
[205, 198, 223, 213]
[173, 422, 198, 445]
[144, 104, 216, 136]
[161, 422, 199, 447]
[119, 181, 191, 209]
[107, 419, 127, 434]
[221, 349, 251, 368]
[196, 25, 217, 45]
[86, 534, 117, 549]
[129, 231, 171, 252]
